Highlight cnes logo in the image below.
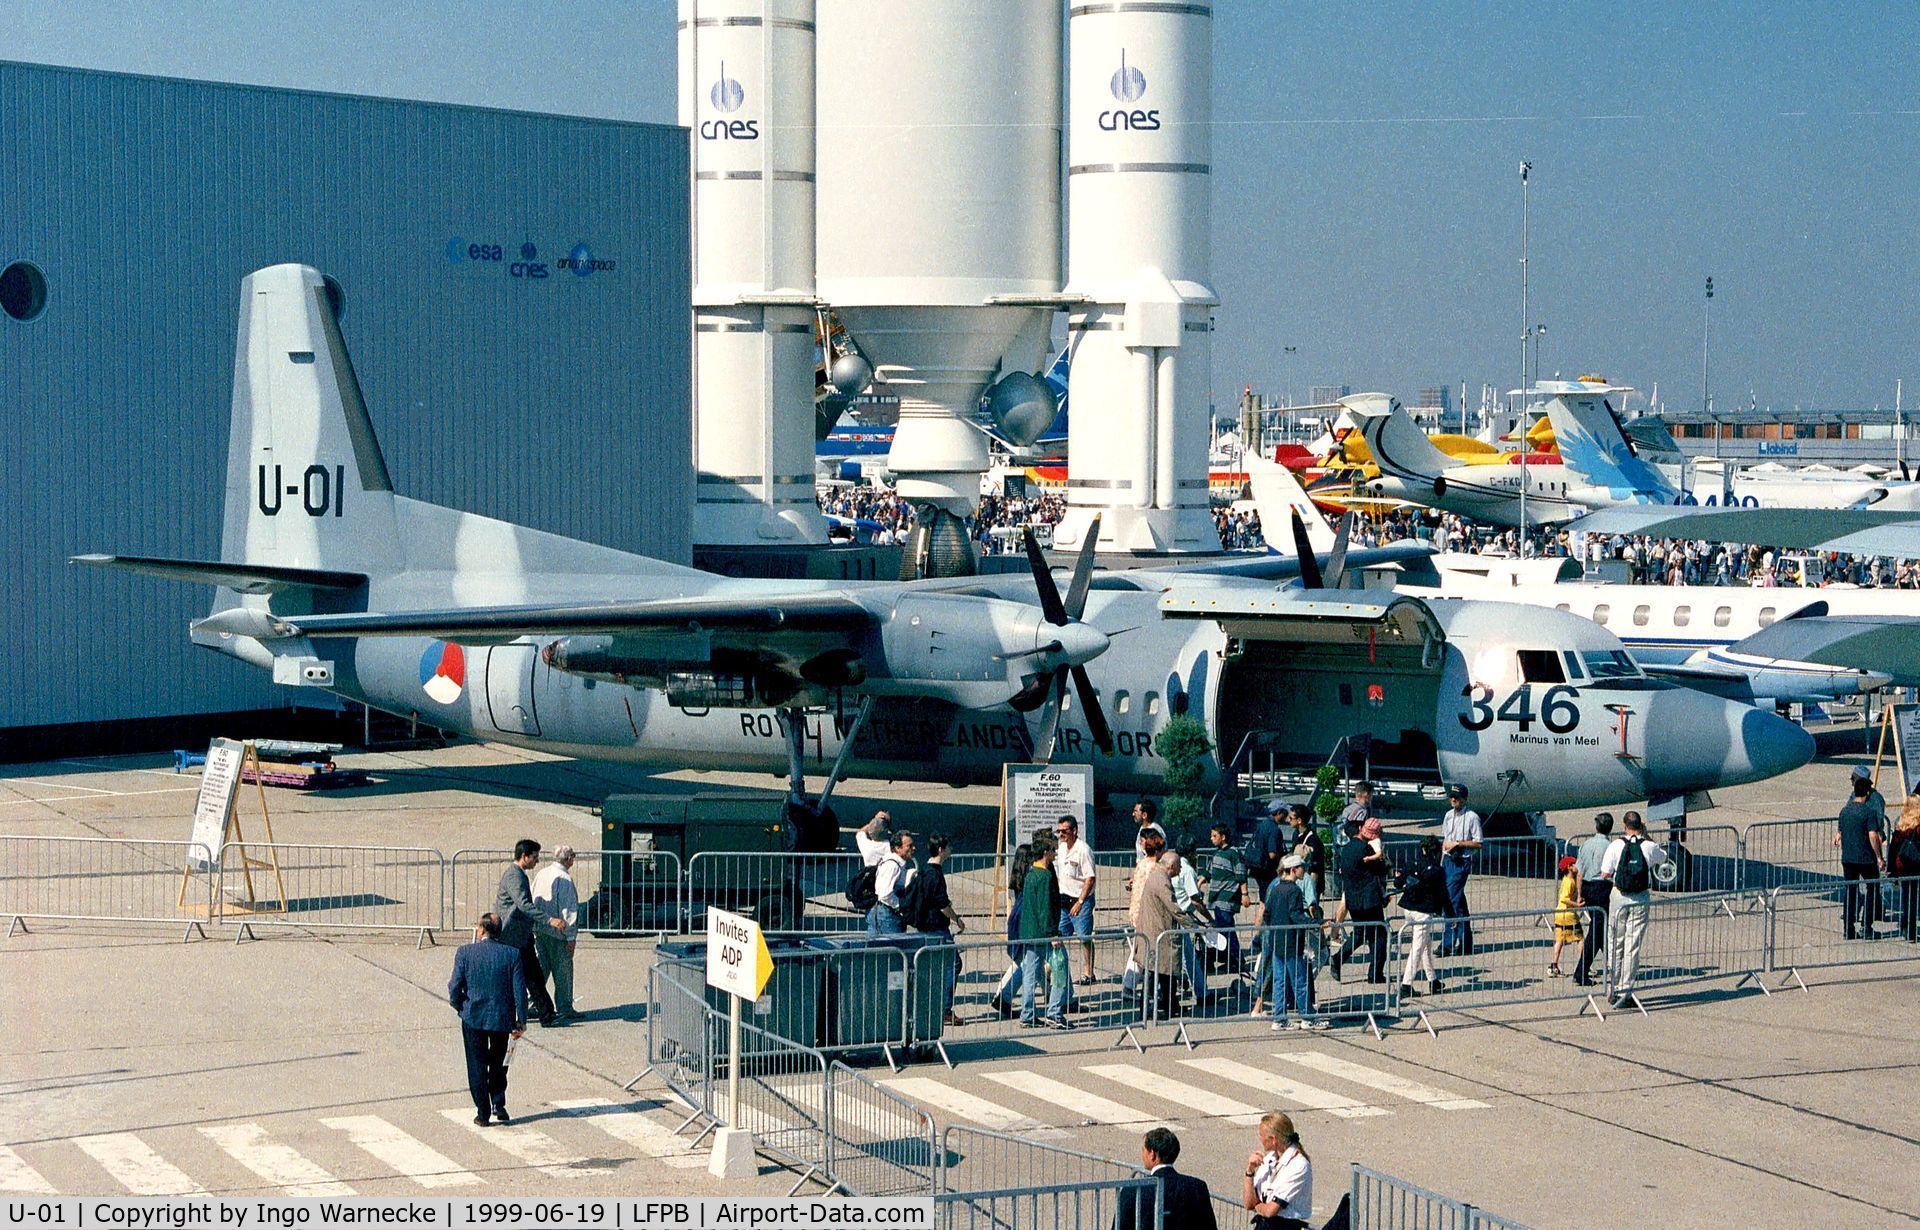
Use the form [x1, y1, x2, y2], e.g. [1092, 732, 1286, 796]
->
[701, 61, 759, 140]
[1099, 48, 1159, 131]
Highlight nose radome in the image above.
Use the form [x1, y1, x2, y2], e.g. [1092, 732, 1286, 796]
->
[1738, 704, 1816, 784]
[1642, 690, 1815, 795]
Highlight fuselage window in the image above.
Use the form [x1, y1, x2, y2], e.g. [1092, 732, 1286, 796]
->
[1714, 606, 1732, 627]
[1674, 605, 1691, 627]
[1758, 606, 1777, 628]
[1144, 692, 1160, 716]
[1115, 690, 1131, 715]
[1556, 602, 1571, 612]
[1592, 603, 1610, 625]
[1517, 649, 1567, 684]
[1633, 604, 1651, 626]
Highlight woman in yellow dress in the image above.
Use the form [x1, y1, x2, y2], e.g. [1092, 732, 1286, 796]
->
[1549, 855, 1582, 977]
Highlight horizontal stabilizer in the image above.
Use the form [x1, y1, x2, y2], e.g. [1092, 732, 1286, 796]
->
[71, 554, 366, 594]
[1640, 661, 1757, 702]
[1726, 614, 1920, 686]
[272, 593, 877, 640]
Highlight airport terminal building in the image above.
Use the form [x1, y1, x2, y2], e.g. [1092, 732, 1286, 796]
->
[0, 61, 691, 757]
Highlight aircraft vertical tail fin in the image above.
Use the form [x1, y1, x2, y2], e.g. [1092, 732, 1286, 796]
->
[221, 263, 402, 577]
[1348, 394, 1453, 480]
[1246, 453, 1336, 553]
[1542, 386, 1678, 503]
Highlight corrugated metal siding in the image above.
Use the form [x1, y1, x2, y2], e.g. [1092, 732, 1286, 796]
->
[0, 62, 691, 729]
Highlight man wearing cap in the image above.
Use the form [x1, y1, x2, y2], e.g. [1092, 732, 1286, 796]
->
[1439, 784, 1482, 958]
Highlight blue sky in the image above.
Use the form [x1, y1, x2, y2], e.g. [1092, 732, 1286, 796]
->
[9, 1, 1918, 411]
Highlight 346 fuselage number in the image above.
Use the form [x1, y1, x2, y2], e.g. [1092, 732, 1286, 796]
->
[1460, 683, 1580, 733]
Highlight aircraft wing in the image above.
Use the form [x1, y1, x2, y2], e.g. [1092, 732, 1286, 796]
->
[1722, 613, 1920, 684]
[1639, 660, 1757, 703]
[1147, 540, 1435, 581]
[257, 592, 877, 640]
[1158, 586, 1442, 645]
[1570, 506, 1920, 553]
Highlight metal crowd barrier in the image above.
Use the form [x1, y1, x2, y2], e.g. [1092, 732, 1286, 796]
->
[1350, 1163, 1535, 1230]
[1645, 822, 1745, 894]
[824, 1061, 939, 1197]
[0, 835, 215, 941]
[934, 1126, 1160, 1230]
[1374, 833, 1561, 916]
[1767, 876, 1920, 987]
[655, 943, 914, 1068]
[1605, 891, 1769, 1011]
[1389, 904, 1608, 1029]
[1145, 920, 1397, 1046]
[687, 850, 863, 934]
[1741, 817, 1844, 890]
[446, 847, 682, 938]
[917, 929, 1146, 1062]
[213, 842, 445, 946]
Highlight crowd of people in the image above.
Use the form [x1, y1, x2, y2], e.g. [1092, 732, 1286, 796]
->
[1425, 510, 1915, 587]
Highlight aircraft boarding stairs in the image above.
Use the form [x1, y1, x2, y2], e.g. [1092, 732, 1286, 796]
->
[1215, 731, 1449, 828]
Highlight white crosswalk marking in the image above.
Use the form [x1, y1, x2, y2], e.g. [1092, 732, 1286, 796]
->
[550, 1099, 708, 1170]
[1274, 1052, 1491, 1110]
[1082, 1064, 1267, 1126]
[1178, 1057, 1389, 1119]
[983, 1072, 1157, 1126]
[319, 1116, 479, 1189]
[73, 1134, 204, 1195]
[438, 1110, 588, 1180]
[879, 1078, 1065, 1138]
[199, 1124, 354, 1196]
[0, 1145, 56, 1195]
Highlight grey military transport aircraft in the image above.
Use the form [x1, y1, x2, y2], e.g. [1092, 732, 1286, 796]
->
[76, 266, 1814, 844]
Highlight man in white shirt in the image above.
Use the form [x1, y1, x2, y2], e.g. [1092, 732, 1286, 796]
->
[855, 812, 891, 867]
[1132, 799, 1167, 859]
[1598, 811, 1668, 1007]
[1052, 816, 1097, 991]
[867, 830, 915, 937]
[529, 846, 581, 1023]
[1439, 784, 1483, 956]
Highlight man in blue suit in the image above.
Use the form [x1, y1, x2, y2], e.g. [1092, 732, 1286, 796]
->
[449, 912, 527, 1126]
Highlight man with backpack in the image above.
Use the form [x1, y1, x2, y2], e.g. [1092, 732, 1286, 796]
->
[1599, 812, 1668, 1008]
[858, 830, 916, 937]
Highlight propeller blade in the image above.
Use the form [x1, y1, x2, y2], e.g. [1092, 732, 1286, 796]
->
[1062, 514, 1101, 621]
[1009, 672, 1055, 712]
[1028, 671, 1066, 759]
[1324, 512, 1353, 589]
[1069, 664, 1115, 755]
[1289, 509, 1324, 589]
[1023, 527, 1070, 626]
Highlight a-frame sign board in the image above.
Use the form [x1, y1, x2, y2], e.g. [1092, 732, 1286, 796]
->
[180, 738, 287, 917]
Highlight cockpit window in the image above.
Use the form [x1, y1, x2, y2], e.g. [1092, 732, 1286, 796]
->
[1562, 649, 1585, 681]
[1517, 649, 1567, 684]
[1581, 649, 1641, 679]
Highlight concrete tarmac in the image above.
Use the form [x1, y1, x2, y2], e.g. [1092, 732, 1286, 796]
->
[3, 743, 1917, 1225]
